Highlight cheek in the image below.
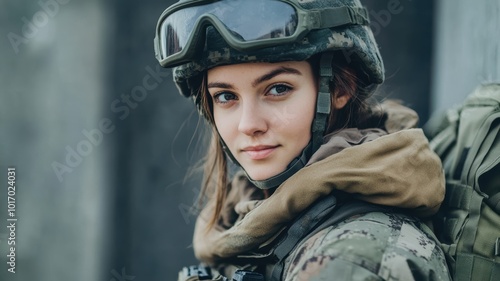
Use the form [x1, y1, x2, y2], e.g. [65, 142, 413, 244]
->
[274, 105, 313, 133]
[213, 110, 236, 146]
[283, 91, 316, 136]
[268, 98, 315, 156]
[294, 102, 315, 141]
[296, 91, 317, 146]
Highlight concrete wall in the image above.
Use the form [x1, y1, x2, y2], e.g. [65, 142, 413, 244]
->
[1, 0, 198, 280]
[363, 0, 435, 123]
[431, 0, 500, 113]
[0, 1, 112, 280]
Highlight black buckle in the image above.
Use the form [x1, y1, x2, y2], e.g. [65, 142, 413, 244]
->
[183, 265, 212, 280]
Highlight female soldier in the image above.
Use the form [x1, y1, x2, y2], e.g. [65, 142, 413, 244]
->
[154, 0, 451, 280]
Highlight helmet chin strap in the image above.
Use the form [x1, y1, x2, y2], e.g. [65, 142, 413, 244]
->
[220, 53, 334, 190]
[312, 52, 334, 153]
[220, 140, 312, 190]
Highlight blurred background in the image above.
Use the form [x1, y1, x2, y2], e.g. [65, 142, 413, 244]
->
[0, 0, 499, 280]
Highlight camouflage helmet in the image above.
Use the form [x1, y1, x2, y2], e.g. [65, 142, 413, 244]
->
[163, 0, 385, 102]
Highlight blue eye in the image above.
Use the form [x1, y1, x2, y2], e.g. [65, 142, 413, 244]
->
[214, 92, 237, 104]
[268, 84, 292, 96]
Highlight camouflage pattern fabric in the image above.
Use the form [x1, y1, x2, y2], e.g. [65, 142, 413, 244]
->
[283, 211, 451, 281]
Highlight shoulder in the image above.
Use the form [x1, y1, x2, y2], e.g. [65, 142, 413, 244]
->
[282, 212, 451, 281]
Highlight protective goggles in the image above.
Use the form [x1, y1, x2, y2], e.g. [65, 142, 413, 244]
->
[154, 0, 369, 67]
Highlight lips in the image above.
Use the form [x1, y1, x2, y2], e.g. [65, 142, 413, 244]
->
[241, 145, 279, 160]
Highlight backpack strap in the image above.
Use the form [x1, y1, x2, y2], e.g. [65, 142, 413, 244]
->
[487, 192, 500, 214]
[269, 196, 388, 280]
[461, 112, 500, 190]
[428, 108, 459, 157]
[455, 254, 500, 281]
[438, 180, 488, 281]
[269, 194, 337, 281]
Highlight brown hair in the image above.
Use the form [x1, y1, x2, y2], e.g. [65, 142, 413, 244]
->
[196, 53, 379, 230]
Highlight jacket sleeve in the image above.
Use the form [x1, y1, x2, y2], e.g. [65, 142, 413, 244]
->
[282, 212, 451, 281]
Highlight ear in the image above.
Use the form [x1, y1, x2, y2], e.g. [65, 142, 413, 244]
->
[332, 92, 351, 110]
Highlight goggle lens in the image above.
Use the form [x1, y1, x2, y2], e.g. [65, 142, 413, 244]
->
[159, 0, 298, 60]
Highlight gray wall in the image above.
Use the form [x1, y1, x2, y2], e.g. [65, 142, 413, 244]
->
[1, 1, 113, 280]
[1, 0, 199, 280]
[431, 0, 500, 113]
[362, 0, 434, 123]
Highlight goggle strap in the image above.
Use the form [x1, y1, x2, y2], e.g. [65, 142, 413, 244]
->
[318, 6, 370, 29]
[312, 52, 334, 153]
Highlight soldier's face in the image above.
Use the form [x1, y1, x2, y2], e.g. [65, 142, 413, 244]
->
[207, 61, 317, 180]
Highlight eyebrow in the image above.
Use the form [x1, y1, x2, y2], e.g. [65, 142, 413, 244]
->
[207, 66, 302, 89]
[252, 66, 302, 87]
[207, 81, 234, 89]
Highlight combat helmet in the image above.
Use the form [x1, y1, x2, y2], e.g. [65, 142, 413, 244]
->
[154, 0, 385, 189]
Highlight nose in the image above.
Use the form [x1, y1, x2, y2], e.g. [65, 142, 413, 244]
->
[238, 100, 268, 136]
